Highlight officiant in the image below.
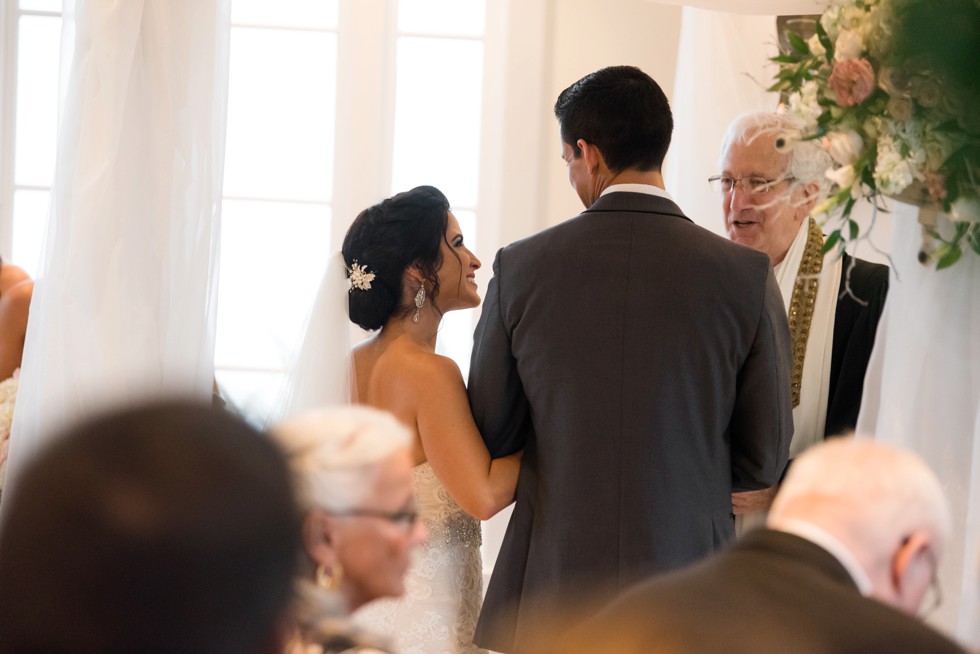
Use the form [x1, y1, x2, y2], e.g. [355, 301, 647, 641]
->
[717, 112, 889, 521]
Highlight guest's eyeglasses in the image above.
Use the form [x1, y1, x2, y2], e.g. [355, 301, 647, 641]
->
[707, 175, 795, 194]
[326, 506, 420, 530]
[918, 548, 943, 620]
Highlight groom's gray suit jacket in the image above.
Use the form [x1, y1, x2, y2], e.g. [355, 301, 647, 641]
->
[468, 191, 794, 652]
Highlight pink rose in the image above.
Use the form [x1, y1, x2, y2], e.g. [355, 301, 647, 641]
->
[829, 59, 876, 107]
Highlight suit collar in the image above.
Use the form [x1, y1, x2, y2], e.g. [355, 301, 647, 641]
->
[738, 528, 861, 593]
[583, 191, 691, 223]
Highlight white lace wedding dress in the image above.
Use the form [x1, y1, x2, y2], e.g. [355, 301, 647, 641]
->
[353, 462, 488, 654]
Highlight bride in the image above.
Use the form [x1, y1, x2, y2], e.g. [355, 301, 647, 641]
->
[280, 185, 520, 653]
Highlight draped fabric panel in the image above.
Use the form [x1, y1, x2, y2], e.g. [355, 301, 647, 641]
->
[1, 0, 230, 506]
[665, 7, 777, 234]
[857, 203, 980, 647]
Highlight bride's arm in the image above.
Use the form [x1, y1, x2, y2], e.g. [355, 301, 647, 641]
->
[414, 355, 521, 520]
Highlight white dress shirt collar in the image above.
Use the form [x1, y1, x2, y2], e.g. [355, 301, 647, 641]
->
[600, 183, 674, 201]
[773, 520, 874, 596]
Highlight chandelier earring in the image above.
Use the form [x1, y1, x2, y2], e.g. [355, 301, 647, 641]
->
[315, 562, 343, 590]
[413, 283, 426, 323]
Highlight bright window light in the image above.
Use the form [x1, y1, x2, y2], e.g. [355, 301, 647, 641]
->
[14, 15, 61, 187]
[398, 0, 486, 37]
[224, 28, 337, 202]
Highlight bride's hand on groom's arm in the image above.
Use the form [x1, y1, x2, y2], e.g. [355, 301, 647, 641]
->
[414, 354, 521, 521]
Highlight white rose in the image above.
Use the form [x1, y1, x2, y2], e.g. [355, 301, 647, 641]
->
[821, 6, 842, 41]
[875, 137, 915, 195]
[834, 29, 864, 61]
[826, 164, 857, 189]
[788, 80, 823, 126]
[951, 196, 980, 223]
[807, 33, 826, 59]
[824, 129, 864, 165]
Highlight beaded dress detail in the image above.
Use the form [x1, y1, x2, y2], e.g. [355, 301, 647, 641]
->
[353, 462, 487, 654]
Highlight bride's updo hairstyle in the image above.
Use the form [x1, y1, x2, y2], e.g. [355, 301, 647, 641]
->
[342, 185, 451, 331]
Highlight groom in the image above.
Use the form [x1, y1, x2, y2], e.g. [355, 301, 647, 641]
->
[468, 66, 794, 652]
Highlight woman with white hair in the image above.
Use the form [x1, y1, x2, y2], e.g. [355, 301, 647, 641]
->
[273, 405, 426, 653]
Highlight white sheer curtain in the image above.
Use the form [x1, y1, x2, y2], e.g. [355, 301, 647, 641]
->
[664, 7, 777, 234]
[1, 0, 230, 504]
[857, 203, 980, 647]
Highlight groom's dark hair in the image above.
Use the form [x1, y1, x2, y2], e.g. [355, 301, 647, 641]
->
[554, 65, 673, 173]
[0, 399, 301, 654]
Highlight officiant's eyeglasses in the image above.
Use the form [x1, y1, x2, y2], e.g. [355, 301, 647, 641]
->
[327, 506, 420, 530]
[707, 175, 795, 194]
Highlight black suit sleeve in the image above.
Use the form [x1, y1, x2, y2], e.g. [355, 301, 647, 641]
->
[730, 265, 794, 491]
[468, 249, 533, 457]
[825, 255, 889, 437]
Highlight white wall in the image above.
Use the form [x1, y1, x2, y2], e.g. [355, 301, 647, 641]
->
[541, 0, 682, 230]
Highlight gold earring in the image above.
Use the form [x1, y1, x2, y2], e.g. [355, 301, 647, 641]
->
[315, 563, 343, 590]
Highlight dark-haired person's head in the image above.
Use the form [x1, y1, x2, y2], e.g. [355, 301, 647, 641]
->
[554, 66, 673, 206]
[0, 399, 302, 654]
[342, 185, 481, 331]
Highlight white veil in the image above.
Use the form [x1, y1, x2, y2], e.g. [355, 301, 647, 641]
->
[270, 252, 355, 423]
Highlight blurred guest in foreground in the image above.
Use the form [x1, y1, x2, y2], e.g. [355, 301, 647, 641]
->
[272, 405, 426, 654]
[555, 439, 964, 654]
[0, 399, 301, 654]
[0, 256, 33, 381]
[0, 257, 34, 491]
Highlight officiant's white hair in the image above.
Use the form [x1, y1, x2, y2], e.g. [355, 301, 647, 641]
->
[720, 111, 832, 198]
[272, 406, 411, 512]
[768, 438, 951, 553]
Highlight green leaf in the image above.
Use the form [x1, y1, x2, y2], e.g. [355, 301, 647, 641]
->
[767, 80, 794, 93]
[849, 219, 859, 240]
[787, 31, 810, 56]
[771, 54, 800, 64]
[968, 225, 980, 256]
[936, 245, 963, 270]
[821, 230, 841, 255]
[816, 20, 833, 61]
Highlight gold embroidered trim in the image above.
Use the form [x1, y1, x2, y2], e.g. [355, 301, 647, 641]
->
[787, 218, 824, 408]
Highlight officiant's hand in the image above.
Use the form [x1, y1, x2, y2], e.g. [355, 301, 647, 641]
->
[731, 486, 778, 514]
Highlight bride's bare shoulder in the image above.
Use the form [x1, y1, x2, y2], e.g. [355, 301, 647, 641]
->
[366, 339, 462, 387]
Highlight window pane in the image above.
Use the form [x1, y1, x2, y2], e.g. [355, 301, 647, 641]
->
[398, 0, 485, 37]
[231, 0, 338, 30]
[436, 309, 476, 379]
[15, 15, 61, 187]
[215, 369, 285, 427]
[224, 28, 337, 201]
[18, 0, 62, 11]
[453, 209, 476, 250]
[435, 210, 477, 376]
[215, 200, 332, 370]
[390, 37, 483, 206]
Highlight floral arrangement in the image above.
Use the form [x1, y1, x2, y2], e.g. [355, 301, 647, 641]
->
[0, 375, 20, 499]
[773, 0, 980, 269]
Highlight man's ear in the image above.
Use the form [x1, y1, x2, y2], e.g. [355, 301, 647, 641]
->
[890, 531, 932, 598]
[794, 181, 822, 221]
[577, 139, 605, 175]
